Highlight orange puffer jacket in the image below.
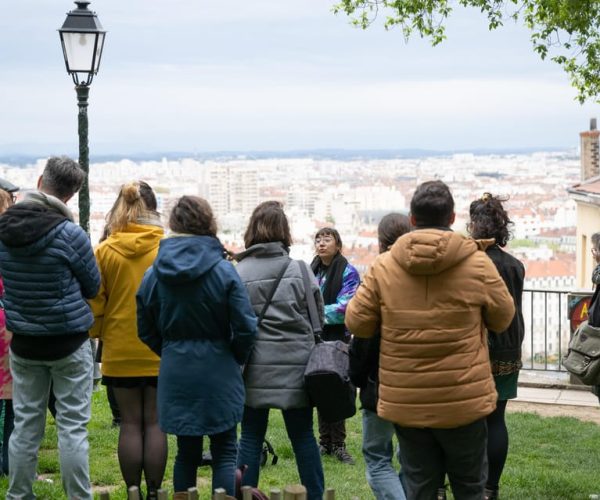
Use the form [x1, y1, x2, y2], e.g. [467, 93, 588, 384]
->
[346, 229, 515, 429]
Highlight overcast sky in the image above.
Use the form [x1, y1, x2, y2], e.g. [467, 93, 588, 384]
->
[0, 0, 597, 155]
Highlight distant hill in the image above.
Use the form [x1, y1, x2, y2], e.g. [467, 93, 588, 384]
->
[0, 146, 575, 165]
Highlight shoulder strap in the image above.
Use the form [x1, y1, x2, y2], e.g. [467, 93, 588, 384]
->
[256, 258, 291, 327]
[299, 260, 323, 338]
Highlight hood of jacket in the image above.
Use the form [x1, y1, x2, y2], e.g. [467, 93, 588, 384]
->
[153, 235, 224, 284]
[234, 241, 289, 262]
[0, 202, 68, 253]
[391, 228, 494, 276]
[105, 222, 163, 258]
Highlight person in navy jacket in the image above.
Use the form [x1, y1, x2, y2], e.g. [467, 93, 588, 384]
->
[0, 156, 100, 500]
[137, 195, 256, 498]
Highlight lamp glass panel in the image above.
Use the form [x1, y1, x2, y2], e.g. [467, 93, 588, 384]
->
[62, 32, 97, 73]
[93, 32, 105, 72]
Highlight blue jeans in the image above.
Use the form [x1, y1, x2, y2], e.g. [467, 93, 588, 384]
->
[362, 409, 406, 500]
[7, 342, 93, 500]
[174, 427, 237, 495]
[238, 406, 324, 500]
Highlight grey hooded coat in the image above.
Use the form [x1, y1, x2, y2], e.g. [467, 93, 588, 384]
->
[235, 242, 324, 409]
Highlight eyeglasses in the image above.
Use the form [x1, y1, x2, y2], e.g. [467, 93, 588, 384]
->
[315, 236, 335, 245]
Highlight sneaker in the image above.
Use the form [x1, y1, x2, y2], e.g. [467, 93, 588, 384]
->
[332, 445, 355, 465]
[319, 444, 331, 456]
[436, 487, 447, 500]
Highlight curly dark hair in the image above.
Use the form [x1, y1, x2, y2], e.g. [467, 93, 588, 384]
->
[468, 192, 513, 247]
[169, 196, 217, 236]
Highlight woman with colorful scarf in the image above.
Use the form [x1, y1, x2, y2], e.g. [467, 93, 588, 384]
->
[311, 227, 360, 465]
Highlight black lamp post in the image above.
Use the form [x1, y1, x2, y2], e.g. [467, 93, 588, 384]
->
[59, 1, 106, 233]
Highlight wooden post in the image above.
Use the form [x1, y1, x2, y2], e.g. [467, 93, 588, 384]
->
[325, 488, 336, 500]
[127, 486, 140, 500]
[213, 488, 226, 500]
[283, 484, 307, 500]
[270, 489, 282, 500]
[157, 489, 169, 500]
[241, 486, 253, 500]
[98, 492, 110, 500]
[187, 487, 199, 500]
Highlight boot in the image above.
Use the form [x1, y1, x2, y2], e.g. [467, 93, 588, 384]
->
[484, 487, 499, 500]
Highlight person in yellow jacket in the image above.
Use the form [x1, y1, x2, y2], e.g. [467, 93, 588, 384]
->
[89, 181, 166, 500]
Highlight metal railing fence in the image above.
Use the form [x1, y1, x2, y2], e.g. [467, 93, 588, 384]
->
[521, 288, 575, 373]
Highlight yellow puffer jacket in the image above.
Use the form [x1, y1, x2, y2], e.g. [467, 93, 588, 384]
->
[89, 222, 163, 377]
[346, 229, 515, 429]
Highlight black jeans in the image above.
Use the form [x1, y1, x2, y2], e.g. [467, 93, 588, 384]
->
[394, 418, 488, 500]
[317, 415, 346, 449]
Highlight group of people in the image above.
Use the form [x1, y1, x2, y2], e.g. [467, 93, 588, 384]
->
[0, 155, 532, 500]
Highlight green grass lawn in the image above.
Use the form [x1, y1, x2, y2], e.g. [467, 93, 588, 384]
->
[0, 390, 599, 499]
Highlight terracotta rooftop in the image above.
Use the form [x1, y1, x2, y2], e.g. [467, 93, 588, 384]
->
[568, 176, 600, 196]
[522, 258, 575, 278]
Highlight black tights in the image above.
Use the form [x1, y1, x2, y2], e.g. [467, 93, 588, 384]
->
[486, 399, 508, 491]
[113, 386, 167, 495]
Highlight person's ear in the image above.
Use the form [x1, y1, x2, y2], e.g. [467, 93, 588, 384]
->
[410, 214, 417, 226]
[36, 175, 43, 189]
[448, 212, 456, 226]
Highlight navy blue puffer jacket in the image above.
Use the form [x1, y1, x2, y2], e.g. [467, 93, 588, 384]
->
[0, 202, 100, 335]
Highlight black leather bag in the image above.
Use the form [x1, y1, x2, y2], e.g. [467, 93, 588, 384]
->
[299, 261, 356, 422]
[304, 339, 357, 422]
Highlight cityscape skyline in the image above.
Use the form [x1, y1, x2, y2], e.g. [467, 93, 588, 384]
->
[0, 1, 598, 155]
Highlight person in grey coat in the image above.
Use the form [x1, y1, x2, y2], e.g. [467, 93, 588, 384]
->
[235, 201, 325, 500]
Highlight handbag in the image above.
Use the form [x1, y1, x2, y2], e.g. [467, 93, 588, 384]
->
[299, 261, 357, 423]
[562, 320, 600, 385]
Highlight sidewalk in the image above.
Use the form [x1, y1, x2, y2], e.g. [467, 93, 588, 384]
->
[515, 385, 598, 407]
[514, 370, 599, 407]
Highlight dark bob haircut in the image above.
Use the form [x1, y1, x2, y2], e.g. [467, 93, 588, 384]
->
[314, 227, 343, 249]
[244, 201, 292, 249]
[377, 213, 411, 253]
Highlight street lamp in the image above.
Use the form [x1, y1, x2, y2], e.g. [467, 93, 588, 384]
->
[59, 1, 106, 233]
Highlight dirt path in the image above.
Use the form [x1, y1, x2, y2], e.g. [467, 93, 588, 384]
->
[507, 400, 600, 425]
